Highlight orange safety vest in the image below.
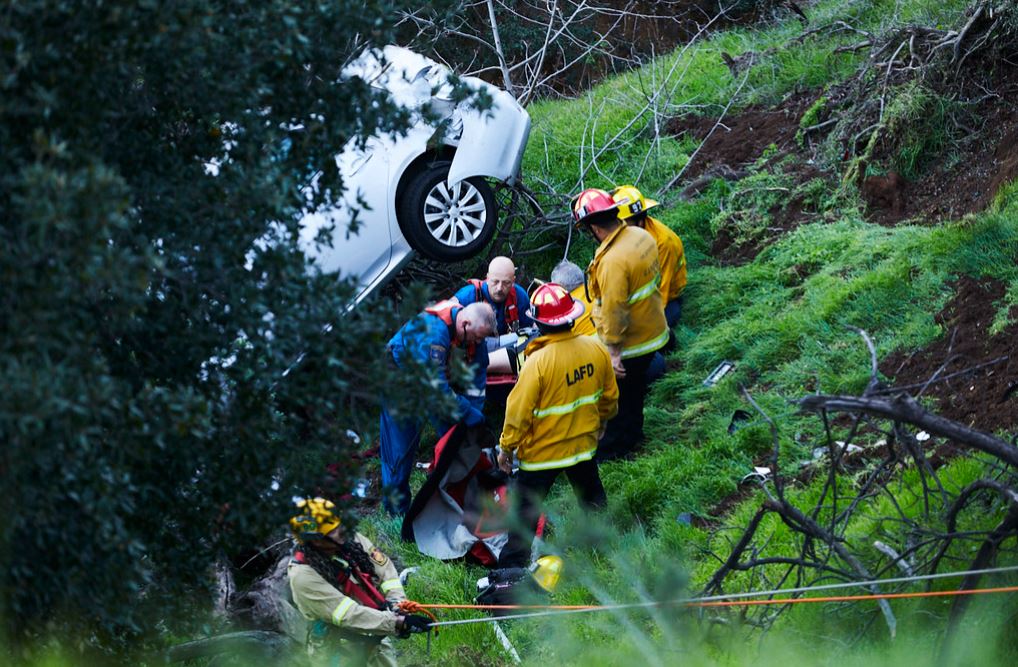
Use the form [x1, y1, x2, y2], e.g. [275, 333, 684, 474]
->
[425, 299, 477, 361]
[468, 278, 519, 330]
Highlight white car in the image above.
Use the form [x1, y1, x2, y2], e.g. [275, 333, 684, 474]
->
[299, 46, 531, 302]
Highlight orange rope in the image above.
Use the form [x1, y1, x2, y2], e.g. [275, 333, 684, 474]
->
[688, 584, 1018, 608]
[397, 599, 441, 634]
[412, 602, 598, 610]
[410, 584, 1018, 613]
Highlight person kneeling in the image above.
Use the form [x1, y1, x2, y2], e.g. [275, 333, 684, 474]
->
[288, 498, 431, 667]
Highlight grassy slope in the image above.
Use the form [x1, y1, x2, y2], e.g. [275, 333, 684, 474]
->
[364, 0, 1018, 664]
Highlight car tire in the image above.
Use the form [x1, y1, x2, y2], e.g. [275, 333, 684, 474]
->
[398, 160, 498, 262]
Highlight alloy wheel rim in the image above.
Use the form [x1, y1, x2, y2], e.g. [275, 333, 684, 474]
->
[422, 179, 488, 247]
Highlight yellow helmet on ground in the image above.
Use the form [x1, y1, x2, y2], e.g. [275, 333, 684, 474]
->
[530, 555, 564, 592]
[611, 184, 659, 220]
[289, 497, 341, 543]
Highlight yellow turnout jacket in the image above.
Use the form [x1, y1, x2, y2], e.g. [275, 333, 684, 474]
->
[569, 285, 597, 337]
[588, 224, 669, 359]
[500, 331, 619, 471]
[642, 216, 686, 302]
[288, 533, 406, 666]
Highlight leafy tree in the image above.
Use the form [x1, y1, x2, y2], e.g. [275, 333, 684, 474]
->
[0, 0, 462, 660]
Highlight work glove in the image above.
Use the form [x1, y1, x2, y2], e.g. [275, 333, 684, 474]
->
[397, 614, 432, 637]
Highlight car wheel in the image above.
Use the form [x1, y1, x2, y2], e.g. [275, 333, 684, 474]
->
[398, 160, 498, 262]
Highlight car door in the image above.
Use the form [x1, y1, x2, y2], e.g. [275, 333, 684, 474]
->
[447, 86, 531, 187]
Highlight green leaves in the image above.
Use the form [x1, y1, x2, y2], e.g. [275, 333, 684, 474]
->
[0, 0, 460, 658]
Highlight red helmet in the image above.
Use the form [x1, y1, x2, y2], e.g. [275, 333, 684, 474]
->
[571, 188, 619, 225]
[528, 283, 585, 327]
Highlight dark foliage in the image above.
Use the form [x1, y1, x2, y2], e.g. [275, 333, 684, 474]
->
[0, 0, 464, 660]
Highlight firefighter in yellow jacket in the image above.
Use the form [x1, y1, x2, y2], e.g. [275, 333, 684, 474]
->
[496, 283, 619, 567]
[288, 498, 431, 667]
[572, 188, 669, 461]
[612, 185, 686, 327]
[612, 184, 686, 384]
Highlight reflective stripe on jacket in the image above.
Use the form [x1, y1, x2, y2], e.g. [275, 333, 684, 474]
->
[642, 216, 686, 301]
[588, 225, 669, 359]
[500, 331, 619, 471]
[288, 533, 407, 639]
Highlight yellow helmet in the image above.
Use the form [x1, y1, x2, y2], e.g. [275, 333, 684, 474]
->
[289, 497, 341, 543]
[611, 184, 659, 220]
[530, 555, 564, 592]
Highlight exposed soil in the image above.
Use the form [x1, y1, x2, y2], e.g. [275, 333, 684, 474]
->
[667, 90, 818, 182]
[881, 276, 1018, 434]
[436, 0, 795, 96]
[670, 59, 1018, 270]
[860, 64, 1018, 226]
[711, 160, 826, 266]
[667, 90, 830, 266]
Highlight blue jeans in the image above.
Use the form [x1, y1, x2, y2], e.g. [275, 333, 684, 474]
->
[379, 407, 423, 515]
[648, 296, 684, 384]
[664, 295, 684, 329]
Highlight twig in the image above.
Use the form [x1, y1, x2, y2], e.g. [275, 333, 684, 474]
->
[797, 394, 1018, 469]
[659, 56, 754, 195]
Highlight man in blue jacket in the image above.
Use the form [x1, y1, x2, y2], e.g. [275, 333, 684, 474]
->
[454, 256, 533, 335]
[380, 300, 496, 515]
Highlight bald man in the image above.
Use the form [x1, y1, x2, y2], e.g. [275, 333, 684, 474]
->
[453, 256, 533, 336]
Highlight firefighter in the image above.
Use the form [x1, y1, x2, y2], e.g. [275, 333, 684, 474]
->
[549, 259, 596, 337]
[287, 497, 431, 667]
[612, 184, 687, 383]
[572, 188, 669, 462]
[496, 283, 619, 568]
[611, 185, 686, 327]
[454, 255, 533, 335]
[380, 300, 496, 515]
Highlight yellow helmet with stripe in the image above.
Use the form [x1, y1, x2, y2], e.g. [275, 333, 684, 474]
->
[611, 184, 659, 220]
[530, 555, 564, 592]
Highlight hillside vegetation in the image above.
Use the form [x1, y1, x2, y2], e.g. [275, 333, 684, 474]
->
[363, 1, 1018, 665]
[8, 1, 1018, 665]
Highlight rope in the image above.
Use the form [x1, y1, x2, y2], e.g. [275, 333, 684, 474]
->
[695, 584, 1018, 608]
[397, 600, 440, 636]
[422, 563, 1018, 628]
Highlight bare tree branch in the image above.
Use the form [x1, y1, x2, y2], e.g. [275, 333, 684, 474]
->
[797, 393, 1018, 469]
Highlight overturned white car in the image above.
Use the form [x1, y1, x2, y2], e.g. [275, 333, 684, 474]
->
[300, 46, 531, 302]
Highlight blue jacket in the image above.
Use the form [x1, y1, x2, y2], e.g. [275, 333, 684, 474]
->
[387, 309, 486, 426]
[453, 282, 533, 335]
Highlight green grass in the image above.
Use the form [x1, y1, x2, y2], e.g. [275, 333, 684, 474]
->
[106, 0, 1018, 664]
[521, 0, 974, 204]
[371, 2, 1018, 662]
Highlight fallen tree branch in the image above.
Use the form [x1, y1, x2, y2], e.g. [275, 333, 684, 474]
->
[763, 497, 898, 638]
[702, 507, 769, 595]
[797, 393, 1018, 469]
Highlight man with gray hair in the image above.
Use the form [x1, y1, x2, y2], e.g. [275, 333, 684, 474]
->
[379, 298, 496, 514]
[551, 260, 596, 337]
